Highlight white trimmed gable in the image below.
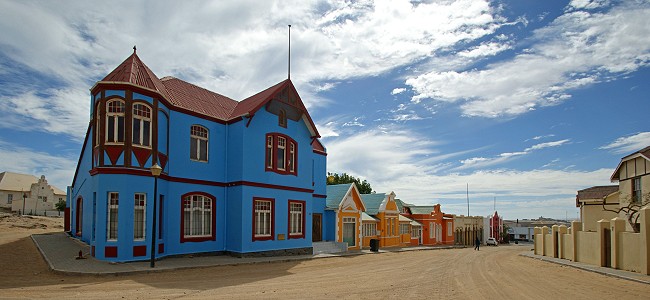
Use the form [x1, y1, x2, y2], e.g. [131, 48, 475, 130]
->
[378, 191, 399, 214]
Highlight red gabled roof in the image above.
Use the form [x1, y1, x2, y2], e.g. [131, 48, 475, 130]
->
[96, 51, 320, 137]
[229, 79, 320, 137]
[101, 51, 169, 99]
[161, 77, 238, 121]
[230, 80, 288, 118]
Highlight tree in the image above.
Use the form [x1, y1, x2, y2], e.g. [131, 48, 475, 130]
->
[500, 224, 511, 244]
[326, 172, 374, 194]
[55, 199, 66, 212]
[601, 192, 650, 233]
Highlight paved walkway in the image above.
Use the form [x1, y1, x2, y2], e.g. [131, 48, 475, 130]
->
[31, 232, 462, 275]
[520, 252, 650, 285]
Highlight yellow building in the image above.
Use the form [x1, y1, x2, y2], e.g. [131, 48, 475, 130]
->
[361, 192, 403, 248]
[576, 185, 619, 232]
[325, 184, 366, 250]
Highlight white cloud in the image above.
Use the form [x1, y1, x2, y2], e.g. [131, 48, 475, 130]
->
[406, 2, 650, 118]
[457, 139, 570, 170]
[0, 0, 504, 140]
[317, 121, 340, 138]
[525, 139, 570, 151]
[568, 0, 611, 11]
[325, 128, 611, 218]
[391, 88, 406, 95]
[457, 41, 511, 58]
[342, 117, 365, 127]
[0, 139, 77, 191]
[600, 132, 650, 154]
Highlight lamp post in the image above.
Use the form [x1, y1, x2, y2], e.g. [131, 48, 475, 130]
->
[150, 163, 162, 268]
[22, 192, 26, 216]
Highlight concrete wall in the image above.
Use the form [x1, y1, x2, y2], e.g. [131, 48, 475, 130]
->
[575, 231, 599, 265]
[618, 232, 640, 272]
[533, 207, 650, 275]
[582, 204, 618, 232]
[560, 233, 573, 260]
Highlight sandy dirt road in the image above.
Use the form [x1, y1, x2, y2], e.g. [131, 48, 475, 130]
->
[0, 214, 647, 299]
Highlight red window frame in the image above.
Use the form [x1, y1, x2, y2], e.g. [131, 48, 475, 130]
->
[180, 192, 216, 243]
[252, 197, 275, 241]
[265, 133, 297, 176]
[287, 200, 306, 239]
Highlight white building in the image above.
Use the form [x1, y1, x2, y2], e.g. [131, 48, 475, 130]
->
[0, 172, 66, 214]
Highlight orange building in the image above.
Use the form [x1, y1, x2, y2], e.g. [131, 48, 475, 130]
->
[399, 202, 454, 245]
[325, 184, 366, 250]
[361, 192, 404, 248]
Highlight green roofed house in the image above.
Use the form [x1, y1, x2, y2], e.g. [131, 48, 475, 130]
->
[324, 183, 366, 250]
[360, 192, 407, 248]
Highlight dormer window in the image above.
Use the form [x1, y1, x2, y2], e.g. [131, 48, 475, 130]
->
[132, 103, 152, 147]
[279, 109, 287, 128]
[106, 99, 125, 144]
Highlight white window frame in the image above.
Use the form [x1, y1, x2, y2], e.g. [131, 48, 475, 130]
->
[277, 136, 286, 171]
[105, 100, 125, 144]
[190, 125, 209, 162]
[132, 103, 152, 148]
[107, 192, 119, 241]
[254, 199, 273, 238]
[429, 222, 434, 239]
[7, 194, 12, 204]
[133, 193, 146, 240]
[289, 202, 304, 236]
[399, 223, 410, 235]
[183, 194, 212, 238]
[363, 223, 377, 237]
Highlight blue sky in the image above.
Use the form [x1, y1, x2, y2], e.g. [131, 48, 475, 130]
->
[0, 0, 648, 220]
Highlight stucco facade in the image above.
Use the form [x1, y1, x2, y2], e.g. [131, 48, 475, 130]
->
[67, 51, 327, 262]
[325, 183, 366, 250]
[0, 172, 65, 214]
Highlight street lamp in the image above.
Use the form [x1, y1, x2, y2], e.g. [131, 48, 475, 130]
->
[150, 163, 162, 268]
[22, 192, 27, 216]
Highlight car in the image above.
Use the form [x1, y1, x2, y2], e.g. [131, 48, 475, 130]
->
[486, 237, 498, 246]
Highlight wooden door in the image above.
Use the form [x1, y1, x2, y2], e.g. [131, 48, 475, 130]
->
[312, 213, 322, 242]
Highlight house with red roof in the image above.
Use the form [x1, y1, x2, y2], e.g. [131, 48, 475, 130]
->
[67, 49, 327, 262]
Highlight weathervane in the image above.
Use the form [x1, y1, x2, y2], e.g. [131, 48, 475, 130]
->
[288, 25, 291, 80]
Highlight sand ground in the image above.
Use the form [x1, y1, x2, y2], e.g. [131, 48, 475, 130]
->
[0, 213, 647, 299]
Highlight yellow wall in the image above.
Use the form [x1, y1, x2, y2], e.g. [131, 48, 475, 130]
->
[582, 204, 619, 232]
[377, 211, 400, 247]
[337, 210, 362, 250]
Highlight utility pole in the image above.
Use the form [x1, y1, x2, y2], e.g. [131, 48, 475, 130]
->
[466, 183, 470, 216]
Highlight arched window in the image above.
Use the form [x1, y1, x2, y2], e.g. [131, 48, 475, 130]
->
[132, 103, 152, 147]
[106, 99, 125, 144]
[181, 193, 216, 242]
[278, 109, 287, 128]
[190, 125, 208, 162]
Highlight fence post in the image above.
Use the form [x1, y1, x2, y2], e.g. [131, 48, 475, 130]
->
[639, 206, 650, 275]
[541, 226, 549, 256]
[597, 219, 610, 267]
[571, 221, 581, 262]
[558, 225, 567, 259]
[610, 217, 625, 269]
[533, 227, 540, 254]
[551, 225, 559, 258]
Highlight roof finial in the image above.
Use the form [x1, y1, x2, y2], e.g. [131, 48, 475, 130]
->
[133, 45, 137, 54]
[288, 25, 291, 80]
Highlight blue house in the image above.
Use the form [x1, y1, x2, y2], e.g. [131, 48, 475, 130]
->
[66, 49, 327, 261]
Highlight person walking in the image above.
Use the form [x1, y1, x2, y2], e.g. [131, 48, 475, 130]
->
[474, 237, 480, 251]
